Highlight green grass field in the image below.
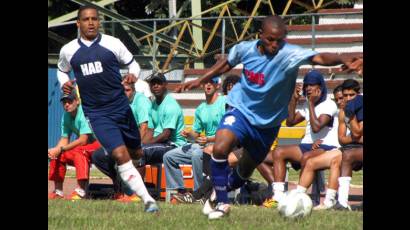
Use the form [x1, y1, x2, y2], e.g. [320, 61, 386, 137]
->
[51, 168, 362, 229]
[48, 200, 362, 230]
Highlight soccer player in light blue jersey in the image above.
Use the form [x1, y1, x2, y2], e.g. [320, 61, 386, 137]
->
[176, 15, 363, 219]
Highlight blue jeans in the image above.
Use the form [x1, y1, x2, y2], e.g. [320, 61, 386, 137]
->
[163, 144, 203, 191]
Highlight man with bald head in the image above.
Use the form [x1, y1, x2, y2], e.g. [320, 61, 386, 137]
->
[176, 15, 363, 220]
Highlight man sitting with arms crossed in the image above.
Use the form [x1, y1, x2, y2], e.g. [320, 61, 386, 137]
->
[334, 79, 363, 211]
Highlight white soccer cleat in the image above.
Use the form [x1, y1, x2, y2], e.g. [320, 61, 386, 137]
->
[202, 189, 217, 215]
[313, 199, 336, 211]
[208, 202, 231, 220]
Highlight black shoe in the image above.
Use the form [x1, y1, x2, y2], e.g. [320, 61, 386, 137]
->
[173, 192, 195, 204]
[333, 201, 352, 211]
[196, 196, 206, 205]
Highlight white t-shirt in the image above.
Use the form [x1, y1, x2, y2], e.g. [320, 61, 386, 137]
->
[297, 97, 340, 147]
[134, 79, 153, 100]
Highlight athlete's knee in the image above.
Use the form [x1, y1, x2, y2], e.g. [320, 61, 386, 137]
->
[330, 154, 342, 169]
[304, 158, 315, 171]
[272, 147, 284, 161]
[162, 151, 173, 164]
[73, 151, 89, 163]
[191, 149, 202, 161]
[342, 150, 355, 164]
[128, 148, 142, 160]
[212, 142, 230, 159]
[300, 154, 311, 168]
[228, 153, 238, 167]
[112, 146, 131, 164]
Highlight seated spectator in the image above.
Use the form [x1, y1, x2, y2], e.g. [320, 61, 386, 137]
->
[48, 91, 101, 200]
[139, 73, 186, 168]
[334, 79, 363, 211]
[124, 81, 152, 139]
[271, 70, 339, 207]
[165, 76, 225, 203]
[292, 85, 345, 210]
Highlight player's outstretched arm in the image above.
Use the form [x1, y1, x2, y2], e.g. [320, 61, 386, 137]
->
[174, 58, 232, 93]
[311, 53, 363, 76]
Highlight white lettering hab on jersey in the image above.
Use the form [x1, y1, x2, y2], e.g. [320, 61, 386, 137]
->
[80, 61, 103, 76]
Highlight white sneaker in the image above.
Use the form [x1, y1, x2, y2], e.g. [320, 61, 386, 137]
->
[202, 189, 216, 215]
[313, 199, 336, 211]
[208, 202, 231, 220]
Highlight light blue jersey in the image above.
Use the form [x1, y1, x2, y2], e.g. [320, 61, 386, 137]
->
[226, 40, 318, 128]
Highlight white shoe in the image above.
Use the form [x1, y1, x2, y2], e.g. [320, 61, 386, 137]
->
[202, 189, 216, 215]
[208, 202, 231, 220]
[313, 199, 336, 211]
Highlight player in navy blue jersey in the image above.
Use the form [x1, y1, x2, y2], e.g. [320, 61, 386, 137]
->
[176, 15, 363, 219]
[58, 5, 158, 213]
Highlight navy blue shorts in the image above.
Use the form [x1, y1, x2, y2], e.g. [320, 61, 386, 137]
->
[217, 107, 280, 164]
[87, 107, 141, 153]
[291, 143, 337, 170]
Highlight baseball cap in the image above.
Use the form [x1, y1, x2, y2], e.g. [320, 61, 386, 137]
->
[60, 90, 78, 102]
[210, 75, 221, 84]
[147, 73, 167, 83]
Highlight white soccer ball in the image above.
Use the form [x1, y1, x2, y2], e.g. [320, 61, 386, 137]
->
[277, 190, 313, 219]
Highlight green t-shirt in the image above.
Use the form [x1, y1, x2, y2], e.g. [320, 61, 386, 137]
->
[130, 92, 152, 126]
[150, 93, 186, 147]
[192, 95, 226, 137]
[61, 105, 95, 142]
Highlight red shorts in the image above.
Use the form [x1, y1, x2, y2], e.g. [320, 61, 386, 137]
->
[48, 141, 101, 182]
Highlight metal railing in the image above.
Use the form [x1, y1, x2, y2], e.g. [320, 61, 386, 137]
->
[48, 11, 362, 72]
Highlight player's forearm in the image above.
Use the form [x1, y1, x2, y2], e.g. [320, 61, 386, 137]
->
[286, 98, 298, 126]
[199, 59, 231, 84]
[311, 53, 347, 66]
[57, 70, 70, 89]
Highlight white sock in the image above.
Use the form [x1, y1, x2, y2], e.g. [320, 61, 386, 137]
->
[324, 188, 337, 207]
[296, 185, 307, 193]
[75, 187, 86, 197]
[118, 161, 155, 204]
[55, 189, 64, 196]
[273, 182, 285, 201]
[337, 177, 352, 207]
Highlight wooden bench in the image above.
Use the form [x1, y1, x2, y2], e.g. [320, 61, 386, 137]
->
[145, 117, 308, 201]
[184, 116, 307, 139]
